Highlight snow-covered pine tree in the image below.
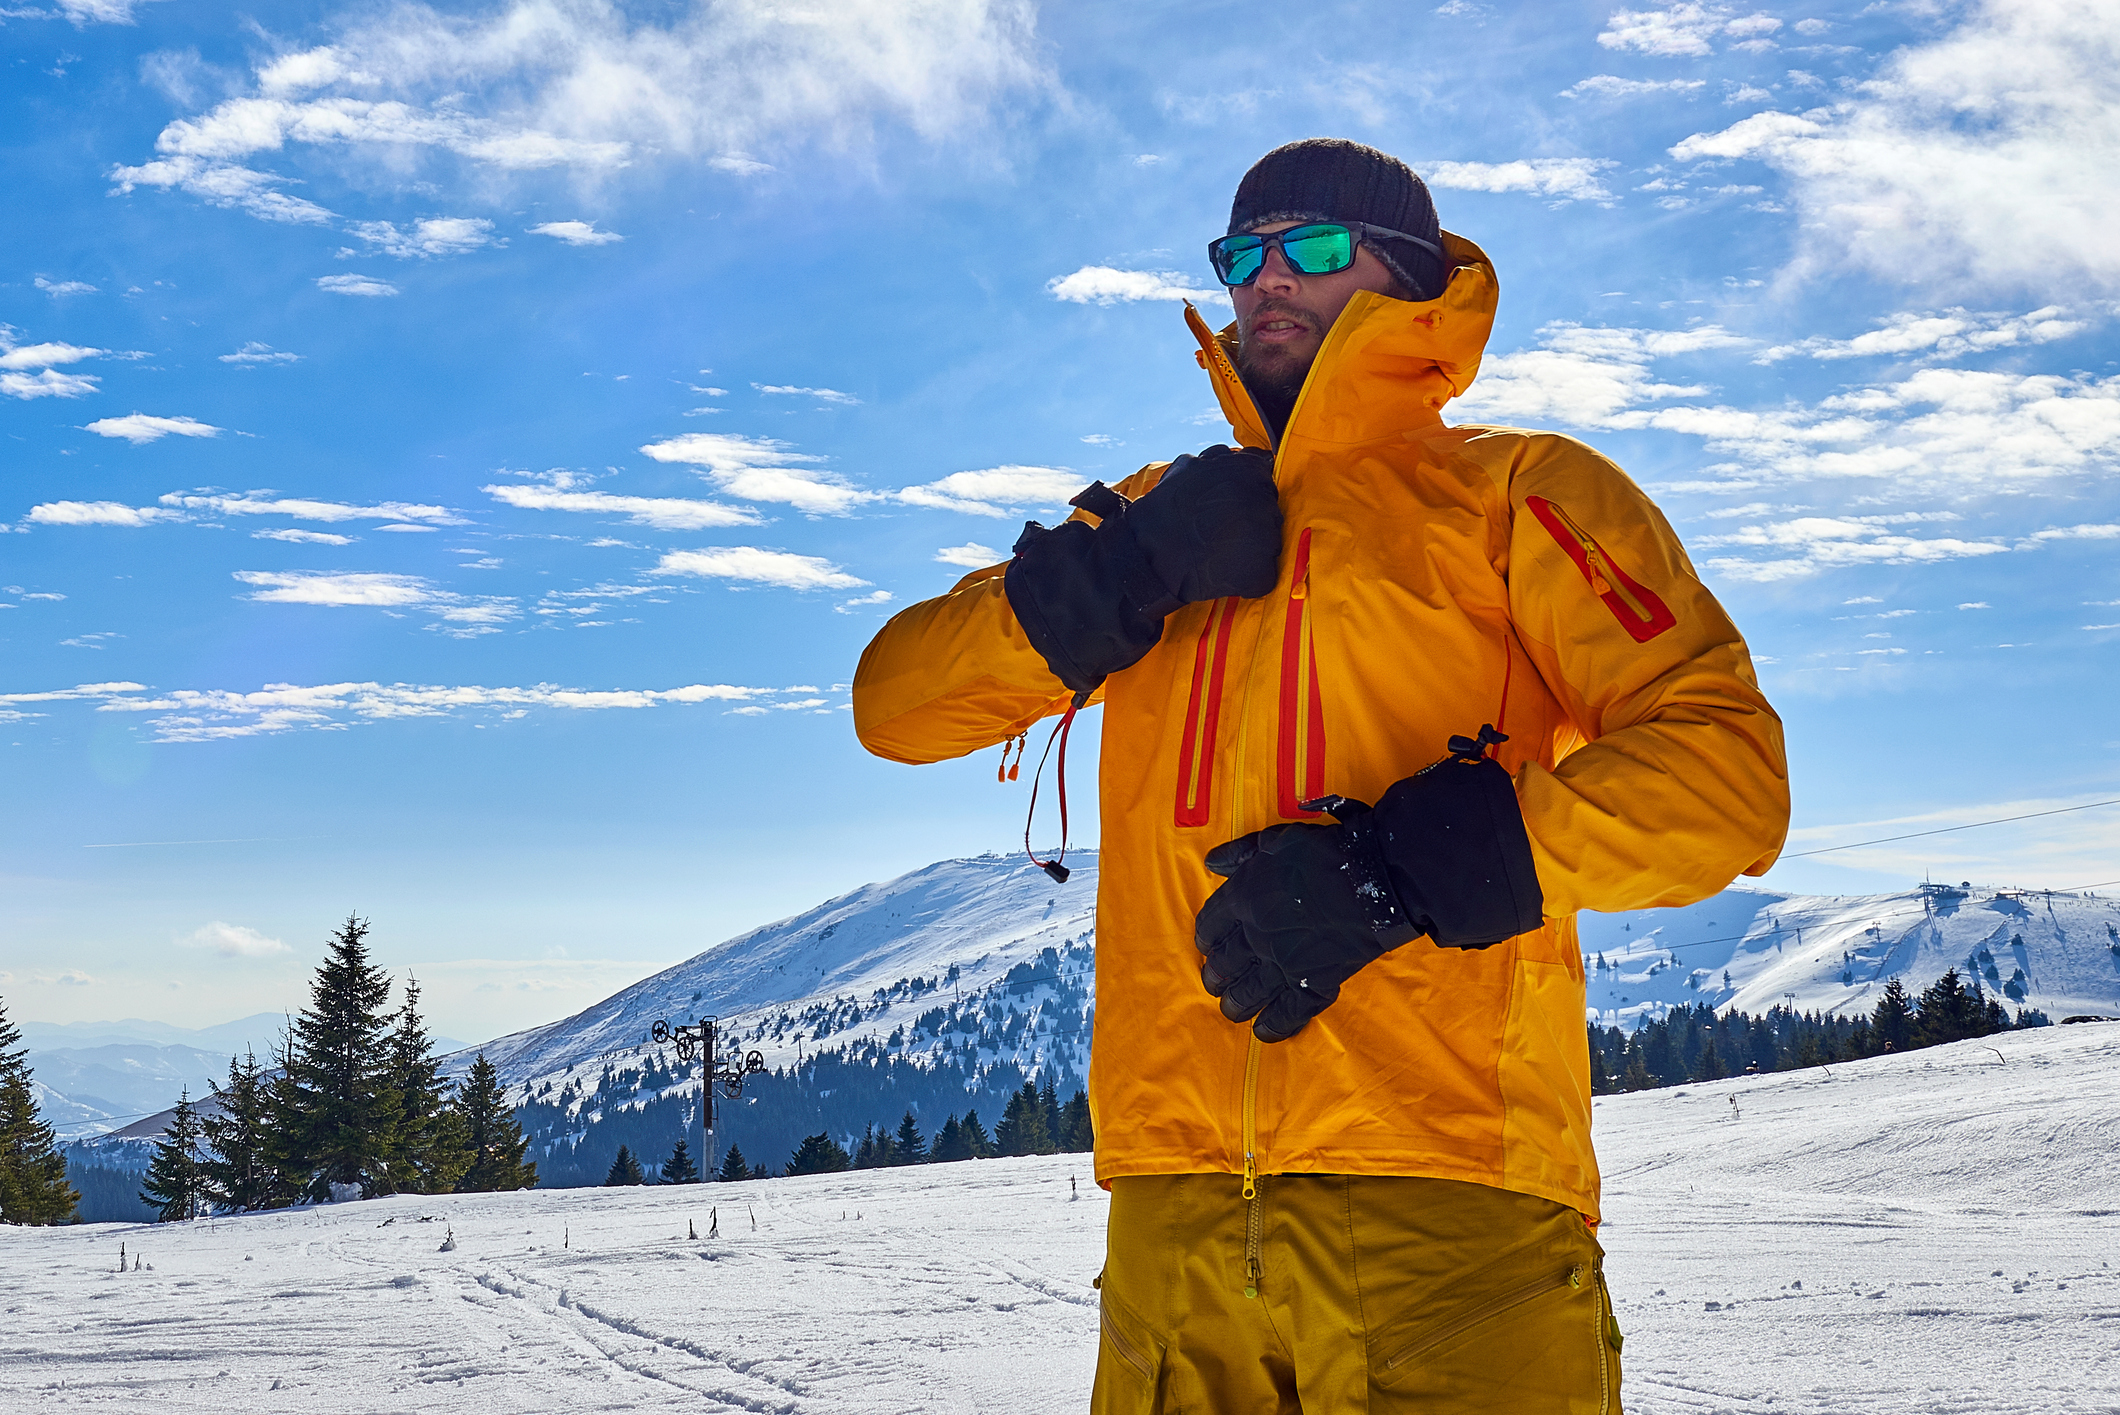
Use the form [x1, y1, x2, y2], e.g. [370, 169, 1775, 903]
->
[892, 1109, 927, 1165]
[715, 1142, 750, 1183]
[384, 977, 470, 1195]
[785, 1132, 851, 1175]
[605, 1144, 646, 1185]
[139, 1090, 208, 1222]
[1059, 1090, 1093, 1153]
[0, 994, 77, 1225]
[660, 1139, 699, 1184]
[276, 915, 402, 1201]
[201, 1049, 289, 1212]
[454, 1052, 538, 1192]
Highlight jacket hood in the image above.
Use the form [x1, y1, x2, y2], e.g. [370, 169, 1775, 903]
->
[1186, 230, 1499, 449]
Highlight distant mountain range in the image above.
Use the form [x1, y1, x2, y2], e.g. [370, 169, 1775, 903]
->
[55, 853, 2120, 1193]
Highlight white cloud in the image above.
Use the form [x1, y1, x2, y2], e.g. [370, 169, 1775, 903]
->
[1047, 267, 1227, 306]
[108, 157, 336, 225]
[835, 590, 895, 613]
[26, 501, 181, 527]
[35, 277, 97, 297]
[183, 921, 291, 957]
[935, 542, 1001, 567]
[115, 1, 1048, 228]
[1756, 306, 2087, 363]
[233, 570, 436, 607]
[638, 431, 871, 515]
[754, 383, 861, 406]
[484, 482, 762, 530]
[1697, 514, 2014, 582]
[253, 528, 353, 545]
[2, 370, 99, 399]
[55, 0, 165, 22]
[220, 342, 301, 365]
[83, 413, 222, 444]
[0, 341, 106, 370]
[652, 547, 866, 591]
[896, 465, 1083, 518]
[1451, 322, 1750, 427]
[315, 273, 399, 297]
[57, 677, 808, 741]
[1424, 158, 1618, 202]
[1667, 2, 2120, 294]
[160, 492, 463, 525]
[1560, 76, 1707, 99]
[1598, 4, 1779, 57]
[529, 220, 622, 246]
[351, 216, 499, 258]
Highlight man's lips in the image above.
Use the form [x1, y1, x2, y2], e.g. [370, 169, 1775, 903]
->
[1247, 305, 1317, 344]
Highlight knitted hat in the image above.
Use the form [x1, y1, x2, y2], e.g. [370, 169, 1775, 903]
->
[1228, 138, 1447, 299]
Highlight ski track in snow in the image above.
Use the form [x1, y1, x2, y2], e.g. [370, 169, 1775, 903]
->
[8, 1026, 2118, 1413]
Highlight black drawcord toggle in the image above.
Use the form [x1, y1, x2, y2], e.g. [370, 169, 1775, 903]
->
[1024, 689, 1093, 884]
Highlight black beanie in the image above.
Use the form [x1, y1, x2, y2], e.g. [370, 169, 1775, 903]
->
[1228, 138, 1447, 299]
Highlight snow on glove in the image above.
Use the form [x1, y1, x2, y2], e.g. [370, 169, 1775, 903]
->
[1005, 446, 1281, 694]
[1194, 731, 1546, 1043]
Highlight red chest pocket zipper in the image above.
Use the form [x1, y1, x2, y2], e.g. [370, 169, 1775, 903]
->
[1525, 496, 1677, 643]
[1276, 528, 1327, 820]
[1174, 597, 1239, 827]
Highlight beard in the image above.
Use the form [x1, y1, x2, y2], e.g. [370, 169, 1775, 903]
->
[1236, 299, 1324, 435]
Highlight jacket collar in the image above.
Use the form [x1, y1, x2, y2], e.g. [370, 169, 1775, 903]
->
[1185, 231, 1500, 451]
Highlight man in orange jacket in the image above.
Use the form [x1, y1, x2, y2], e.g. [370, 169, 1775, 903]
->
[855, 138, 1789, 1412]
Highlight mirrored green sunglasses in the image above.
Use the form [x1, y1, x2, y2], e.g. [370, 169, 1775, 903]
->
[1206, 221, 1443, 288]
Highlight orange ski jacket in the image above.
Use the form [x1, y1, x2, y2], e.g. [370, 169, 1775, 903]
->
[853, 234, 1789, 1219]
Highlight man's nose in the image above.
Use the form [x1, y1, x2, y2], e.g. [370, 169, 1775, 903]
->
[1255, 245, 1301, 294]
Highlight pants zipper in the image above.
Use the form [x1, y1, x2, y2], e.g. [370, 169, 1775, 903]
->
[1378, 1263, 1587, 1372]
[1242, 1036, 1262, 1299]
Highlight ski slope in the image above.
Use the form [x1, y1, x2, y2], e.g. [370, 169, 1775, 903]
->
[8, 1022, 2116, 1414]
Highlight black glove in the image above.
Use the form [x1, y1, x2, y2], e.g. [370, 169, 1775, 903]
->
[1194, 732, 1546, 1043]
[1005, 445, 1280, 693]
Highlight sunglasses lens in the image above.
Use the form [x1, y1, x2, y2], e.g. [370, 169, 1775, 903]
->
[1212, 237, 1265, 287]
[1282, 225, 1354, 275]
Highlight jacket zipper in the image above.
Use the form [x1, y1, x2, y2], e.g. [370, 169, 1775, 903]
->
[1173, 597, 1239, 827]
[1275, 528, 1327, 819]
[1378, 1263, 1587, 1373]
[1242, 1037, 1262, 1298]
[1524, 495, 1676, 643]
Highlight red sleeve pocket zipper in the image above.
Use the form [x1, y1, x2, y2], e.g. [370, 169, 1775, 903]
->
[1525, 495, 1677, 644]
[1276, 528, 1328, 820]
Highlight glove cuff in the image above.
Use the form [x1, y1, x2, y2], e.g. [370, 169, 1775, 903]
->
[1004, 485, 1179, 693]
[1371, 747, 1545, 950]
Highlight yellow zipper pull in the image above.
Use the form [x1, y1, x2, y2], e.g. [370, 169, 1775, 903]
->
[1242, 1151, 1256, 1201]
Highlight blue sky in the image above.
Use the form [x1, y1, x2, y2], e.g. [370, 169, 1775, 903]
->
[4, 0, 2116, 1044]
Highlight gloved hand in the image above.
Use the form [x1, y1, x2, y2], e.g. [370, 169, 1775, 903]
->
[1005, 445, 1281, 693]
[1195, 734, 1546, 1043]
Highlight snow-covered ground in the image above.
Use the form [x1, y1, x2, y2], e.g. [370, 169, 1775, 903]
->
[9, 1022, 2117, 1413]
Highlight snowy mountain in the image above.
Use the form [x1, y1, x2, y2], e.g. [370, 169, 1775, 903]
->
[1578, 882, 2120, 1028]
[11, 1022, 2119, 1414]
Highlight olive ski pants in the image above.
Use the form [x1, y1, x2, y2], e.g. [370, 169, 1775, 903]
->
[1091, 1173, 1623, 1414]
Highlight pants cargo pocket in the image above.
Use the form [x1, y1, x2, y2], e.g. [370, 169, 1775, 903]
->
[1090, 1281, 1167, 1415]
[1368, 1260, 1613, 1415]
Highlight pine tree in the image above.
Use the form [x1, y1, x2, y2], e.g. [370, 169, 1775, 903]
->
[455, 1053, 538, 1192]
[605, 1144, 646, 1185]
[277, 915, 401, 1201]
[200, 1049, 289, 1213]
[1060, 1090, 1094, 1152]
[786, 1132, 852, 1175]
[660, 1139, 699, 1184]
[1871, 976, 1915, 1052]
[1622, 1054, 1653, 1092]
[853, 1122, 893, 1169]
[715, 1143, 750, 1183]
[959, 1108, 995, 1158]
[892, 1109, 928, 1164]
[383, 977, 470, 1196]
[0, 994, 77, 1225]
[931, 1114, 967, 1163]
[1915, 968, 1983, 1046]
[139, 1090, 207, 1222]
[996, 1083, 1054, 1156]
